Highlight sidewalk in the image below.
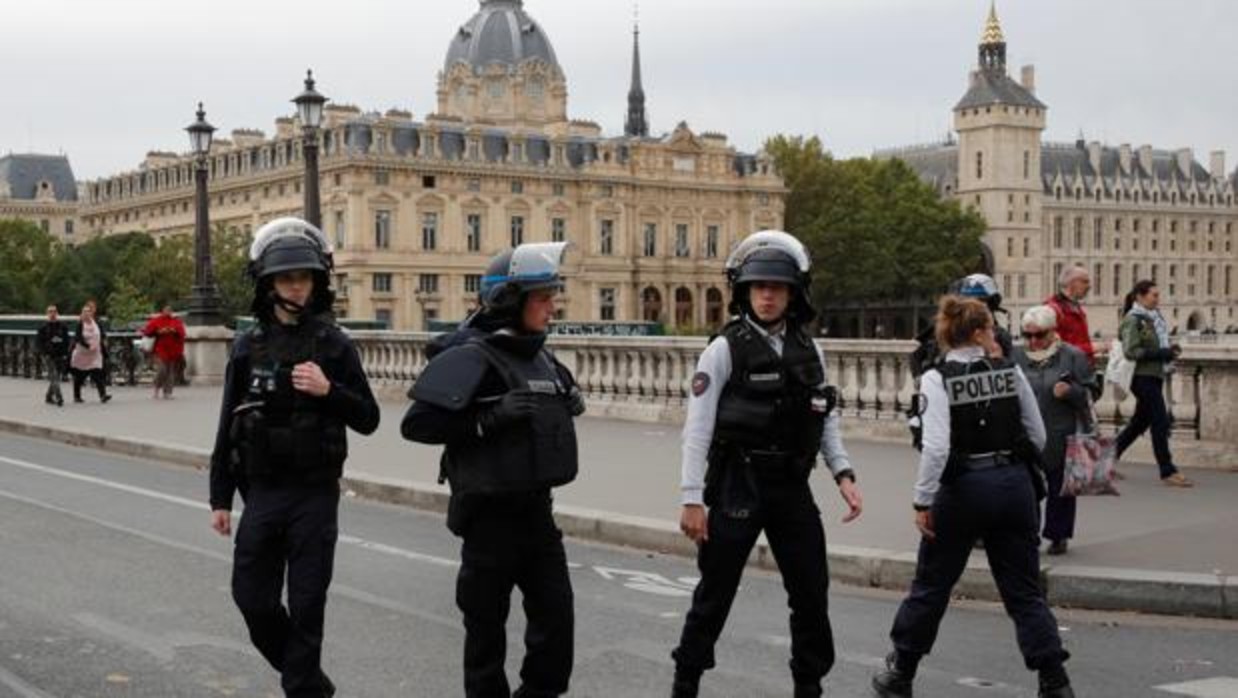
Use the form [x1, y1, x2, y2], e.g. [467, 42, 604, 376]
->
[1, 377, 1236, 618]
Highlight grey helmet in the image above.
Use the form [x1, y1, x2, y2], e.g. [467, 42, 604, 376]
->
[725, 230, 815, 321]
[952, 273, 1003, 312]
[479, 242, 570, 315]
[248, 217, 333, 281]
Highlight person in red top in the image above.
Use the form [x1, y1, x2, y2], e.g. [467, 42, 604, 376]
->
[142, 304, 187, 399]
[1045, 267, 1100, 368]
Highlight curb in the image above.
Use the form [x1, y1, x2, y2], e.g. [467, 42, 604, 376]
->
[2, 418, 1234, 620]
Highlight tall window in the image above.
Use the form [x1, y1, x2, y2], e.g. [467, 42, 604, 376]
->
[1023, 237, 1030, 257]
[334, 210, 346, 249]
[418, 274, 439, 294]
[372, 273, 393, 293]
[1007, 237, 1015, 258]
[599, 219, 614, 255]
[1092, 217, 1102, 249]
[1226, 266, 1233, 296]
[464, 274, 482, 294]
[510, 216, 525, 246]
[1017, 274, 1026, 299]
[1053, 263, 1064, 285]
[64, 220, 74, 236]
[675, 224, 690, 258]
[599, 288, 616, 321]
[1094, 264, 1103, 299]
[643, 223, 657, 257]
[552, 217, 566, 243]
[421, 212, 438, 250]
[374, 210, 391, 249]
[1113, 264, 1121, 298]
[1207, 266, 1215, 296]
[705, 225, 720, 258]
[1053, 217, 1063, 248]
[975, 151, 983, 180]
[1023, 150, 1030, 179]
[466, 214, 482, 252]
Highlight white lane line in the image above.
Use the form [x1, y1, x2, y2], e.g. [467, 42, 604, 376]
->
[1155, 677, 1238, 697]
[0, 487, 463, 631]
[0, 664, 56, 698]
[0, 454, 459, 568]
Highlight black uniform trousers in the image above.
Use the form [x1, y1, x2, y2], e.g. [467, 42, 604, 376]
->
[456, 494, 574, 698]
[673, 475, 835, 686]
[890, 464, 1068, 671]
[232, 481, 339, 698]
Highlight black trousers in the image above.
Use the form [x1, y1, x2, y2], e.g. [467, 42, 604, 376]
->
[673, 478, 835, 686]
[456, 496, 574, 698]
[232, 482, 339, 698]
[71, 367, 107, 401]
[1116, 374, 1179, 479]
[889, 465, 1068, 672]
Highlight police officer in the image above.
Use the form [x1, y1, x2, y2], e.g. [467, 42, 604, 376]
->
[671, 231, 863, 698]
[871, 296, 1074, 698]
[402, 242, 582, 698]
[209, 217, 380, 698]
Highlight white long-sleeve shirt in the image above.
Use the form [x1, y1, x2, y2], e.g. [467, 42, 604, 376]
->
[914, 346, 1047, 508]
[680, 319, 853, 506]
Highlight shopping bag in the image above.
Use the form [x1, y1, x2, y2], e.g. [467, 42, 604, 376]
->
[137, 335, 156, 353]
[1061, 431, 1120, 497]
[1103, 338, 1134, 399]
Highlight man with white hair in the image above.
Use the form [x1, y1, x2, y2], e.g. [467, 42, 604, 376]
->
[1045, 267, 1099, 368]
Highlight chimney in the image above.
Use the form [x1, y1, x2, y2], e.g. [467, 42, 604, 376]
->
[1210, 150, 1226, 179]
[1020, 65, 1036, 93]
[1119, 144, 1132, 175]
[1087, 141, 1102, 174]
[1175, 148, 1193, 177]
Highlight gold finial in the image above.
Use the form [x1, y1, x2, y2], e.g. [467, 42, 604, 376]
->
[981, 0, 1005, 45]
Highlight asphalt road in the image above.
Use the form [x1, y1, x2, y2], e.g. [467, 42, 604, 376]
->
[0, 434, 1234, 698]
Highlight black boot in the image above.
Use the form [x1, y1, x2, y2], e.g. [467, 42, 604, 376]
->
[871, 652, 914, 697]
[321, 671, 336, 697]
[794, 682, 823, 698]
[1038, 665, 1074, 698]
[670, 669, 700, 698]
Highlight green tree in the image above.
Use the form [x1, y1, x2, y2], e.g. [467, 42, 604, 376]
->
[104, 277, 152, 328]
[0, 219, 55, 313]
[764, 135, 986, 328]
[211, 225, 255, 321]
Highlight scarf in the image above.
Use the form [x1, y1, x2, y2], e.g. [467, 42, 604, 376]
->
[1024, 338, 1062, 365]
[1128, 303, 1170, 349]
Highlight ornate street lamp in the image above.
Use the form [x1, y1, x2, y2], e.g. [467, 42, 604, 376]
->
[184, 103, 223, 326]
[293, 69, 328, 229]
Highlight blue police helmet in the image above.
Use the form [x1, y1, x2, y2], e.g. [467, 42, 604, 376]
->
[954, 273, 1003, 310]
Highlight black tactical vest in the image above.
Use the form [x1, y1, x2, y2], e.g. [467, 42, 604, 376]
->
[231, 319, 347, 483]
[711, 320, 829, 470]
[443, 340, 578, 495]
[938, 357, 1024, 472]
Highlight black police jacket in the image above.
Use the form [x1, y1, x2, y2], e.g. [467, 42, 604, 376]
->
[209, 314, 379, 511]
[938, 357, 1043, 490]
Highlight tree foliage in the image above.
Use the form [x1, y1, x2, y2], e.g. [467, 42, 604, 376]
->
[764, 135, 987, 310]
[0, 219, 250, 322]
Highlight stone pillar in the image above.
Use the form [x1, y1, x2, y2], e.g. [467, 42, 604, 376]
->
[184, 326, 234, 386]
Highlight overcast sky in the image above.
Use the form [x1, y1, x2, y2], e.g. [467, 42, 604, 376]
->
[4, 0, 1236, 181]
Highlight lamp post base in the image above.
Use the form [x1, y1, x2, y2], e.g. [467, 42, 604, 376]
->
[184, 285, 225, 328]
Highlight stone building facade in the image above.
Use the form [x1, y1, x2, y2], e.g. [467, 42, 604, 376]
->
[881, 4, 1238, 336]
[79, 0, 784, 330]
[0, 154, 79, 242]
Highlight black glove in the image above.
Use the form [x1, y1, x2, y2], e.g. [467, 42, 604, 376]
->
[477, 389, 539, 434]
[567, 386, 586, 417]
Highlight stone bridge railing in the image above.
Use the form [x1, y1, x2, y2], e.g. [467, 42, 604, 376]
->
[348, 331, 1238, 447]
[0, 331, 150, 386]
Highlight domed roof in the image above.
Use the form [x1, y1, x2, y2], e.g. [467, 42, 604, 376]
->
[444, 0, 561, 75]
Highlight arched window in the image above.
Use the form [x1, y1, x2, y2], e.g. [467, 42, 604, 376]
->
[641, 287, 662, 323]
[706, 288, 725, 327]
[674, 287, 694, 328]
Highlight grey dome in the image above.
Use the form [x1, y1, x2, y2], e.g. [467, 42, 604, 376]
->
[444, 0, 561, 75]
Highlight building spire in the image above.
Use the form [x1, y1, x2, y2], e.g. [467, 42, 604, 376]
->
[624, 7, 649, 138]
[978, 0, 1007, 74]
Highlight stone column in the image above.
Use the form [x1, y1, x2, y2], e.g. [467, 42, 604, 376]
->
[184, 326, 234, 386]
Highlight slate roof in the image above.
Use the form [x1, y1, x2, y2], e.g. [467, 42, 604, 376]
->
[0, 154, 78, 202]
[445, 0, 560, 74]
[955, 69, 1046, 111]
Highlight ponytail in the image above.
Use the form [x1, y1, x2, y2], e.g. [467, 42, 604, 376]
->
[935, 296, 992, 350]
[1122, 279, 1157, 318]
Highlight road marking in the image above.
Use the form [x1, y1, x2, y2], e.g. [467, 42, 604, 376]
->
[593, 566, 698, 597]
[0, 454, 460, 568]
[1155, 678, 1238, 697]
[0, 663, 56, 698]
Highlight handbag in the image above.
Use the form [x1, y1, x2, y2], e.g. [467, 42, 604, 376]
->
[138, 335, 156, 353]
[1103, 338, 1134, 399]
[1061, 404, 1120, 497]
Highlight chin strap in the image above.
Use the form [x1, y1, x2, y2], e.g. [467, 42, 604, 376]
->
[269, 290, 307, 318]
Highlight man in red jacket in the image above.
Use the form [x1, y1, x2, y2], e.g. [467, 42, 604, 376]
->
[142, 304, 187, 399]
[1045, 266, 1100, 368]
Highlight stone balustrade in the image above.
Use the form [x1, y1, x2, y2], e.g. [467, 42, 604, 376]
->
[347, 331, 1238, 447]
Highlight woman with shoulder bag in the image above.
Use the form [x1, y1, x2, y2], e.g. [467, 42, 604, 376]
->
[1014, 306, 1093, 556]
[1115, 281, 1192, 487]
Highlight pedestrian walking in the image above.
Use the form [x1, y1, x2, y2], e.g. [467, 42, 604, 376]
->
[69, 300, 111, 404]
[141, 304, 186, 399]
[402, 242, 582, 698]
[872, 296, 1075, 698]
[1045, 266, 1100, 369]
[36, 304, 70, 407]
[1114, 280, 1192, 487]
[209, 217, 379, 698]
[670, 231, 863, 698]
[1014, 305, 1094, 556]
